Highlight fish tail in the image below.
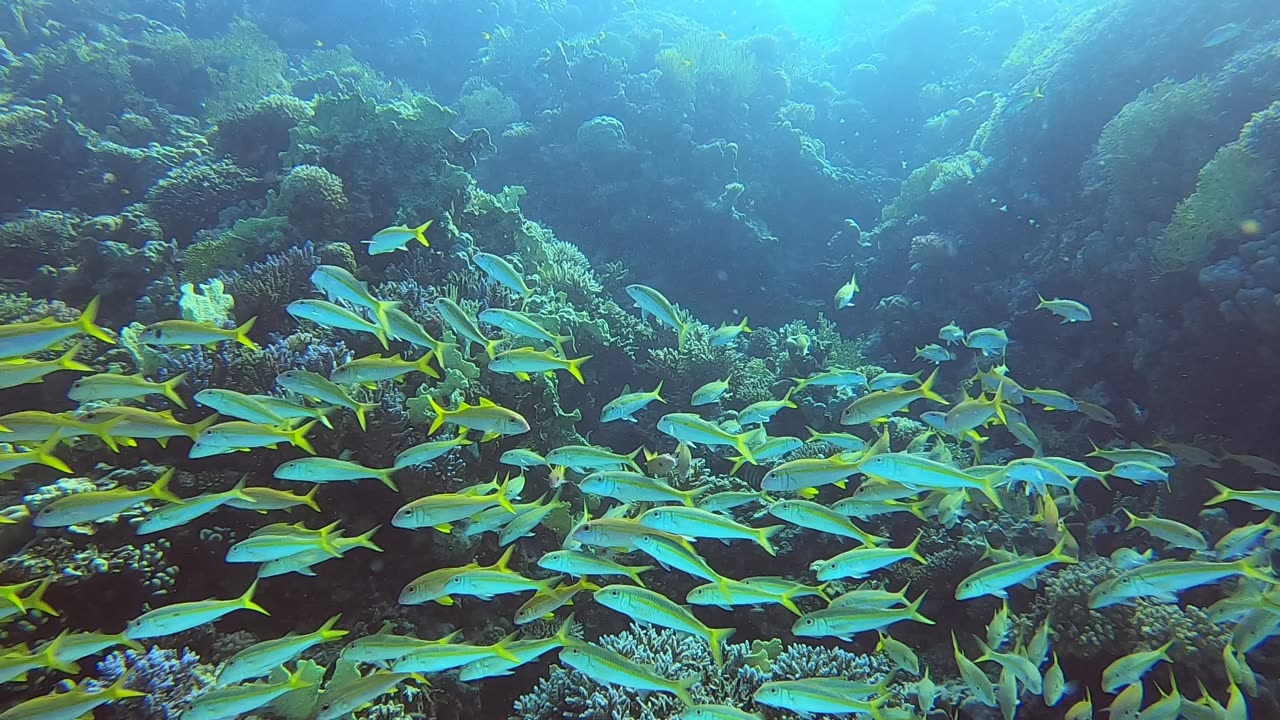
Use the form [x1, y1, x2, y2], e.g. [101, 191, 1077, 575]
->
[484, 338, 502, 360]
[757, 524, 785, 557]
[24, 577, 58, 617]
[732, 432, 757, 466]
[1239, 552, 1278, 584]
[555, 332, 575, 356]
[493, 632, 521, 662]
[1205, 478, 1234, 506]
[416, 352, 442, 379]
[918, 368, 948, 404]
[233, 317, 260, 351]
[188, 413, 221, 441]
[728, 455, 749, 476]
[427, 395, 449, 434]
[377, 468, 400, 492]
[77, 296, 117, 344]
[432, 341, 452, 370]
[291, 420, 318, 455]
[239, 579, 271, 615]
[316, 613, 349, 641]
[356, 401, 379, 432]
[1121, 507, 1140, 530]
[149, 468, 184, 504]
[740, 315, 752, 333]
[29, 436, 71, 473]
[414, 219, 433, 247]
[1049, 535, 1078, 565]
[652, 380, 665, 403]
[227, 474, 251, 501]
[285, 664, 315, 690]
[628, 565, 654, 588]
[56, 342, 95, 373]
[907, 590, 934, 625]
[301, 486, 322, 512]
[567, 355, 592, 384]
[105, 671, 145, 700]
[374, 301, 400, 345]
[674, 673, 699, 706]
[708, 626, 735, 667]
[978, 476, 1004, 510]
[779, 590, 803, 616]
[554, 613, 577, 644]
[496, 475, 517, 513]
[161, 371, 189, 409]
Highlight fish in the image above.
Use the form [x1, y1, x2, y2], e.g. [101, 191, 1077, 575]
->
[638, 505, 783, 554]
[974, 635, 1044, 694]
[1089, 558, 1278, 608]
[385, 308, 455, 363]
[313, 670, 425, 720]
[500, 448, 547, 468]
[633, 531, 731, 588]
[1036, 294, 1092, 322]
[691, 378, 730, 406]
[537, 550, 652, 587]
[582, 470, 706, 507]
[286, 299, 388, 349]
[478, 308, 570, 354]
[0, 343, 95, 390]
[1101, 641, 1174, 693]
[917, 667, 937, 716]
[273, 457, 399, 492]
[834, 272, 860, 309]
[1222, 452, 1280, 476]
[35, 468, 183, 527]
[546, 444, 641, 472]
[434, 297, 501, 359]
[810, 532, 927, 580]
[276, 370, 378, 431]
[1021, 386, 1079, 411]
[685, 577, 814, 616]
[1203, 22, 1247, 47]
[426, 395, 530, 441]
[310, 265, 399, 332]
[791, 368, 868, 393]
[697, 491, 766, 513]
[0, 297, 115, 359]
[827, 583, 911, 610]
[868, 370, 921, 392]
[256, 526, 381, 578]
[473, 252, 533, 300]
[767, 499, 885, 546]
[656, 413, 758, 463]
[364, 220, 432, 255]
[392, 477, 517, 531]
[561, 640, 699, 705]
[136, 477, 252, 534]
[192, 389, 286, 426]
[1088, 442, 1176, 467]
[1122, 509, 1207, 550]
[644, 448, 678, 476]
[964, 327, 1008, 357]
[876, 630, 920, 674]
[42, 629, 141, 670]
[677, 705, 762, 720]
[728, 435, 802, 475]
[709, 316, 751, 347]
[0, 675, 143, 720]
[840, 369, 947, 425]
[754, 678, 888, 716]
[225, 485, 320, 513]
[736, 388, 796, 426]
[225, 521, 345, 563]
[394, 433, 473, 468]
[0, 437, 71, 478]
[953, 631, 998, 707]
[601, 382, 665, 423]
[761, 454, 860, 493]
[595, 585, 736, 665]
[125, 580, 268, 639]
[68, 369, 186, 408]
[627, 284, 692, 349]
[941, 385, 1007, 436]
[939, 321, 965, 345]
[249, 394, 337, 428]
[914, 343, 955, 364]
[490, 346, 592, 384]
[1105, 461, 1169, 486]
[1076, 400, 1119, 426]
[955, 537, 1077, 599]
[215, 615, 346, 686]
[1043, 651, 1068, 706]
[1205, 479, 1280, 512]
[189, 419, 317, 458]
[858, 452, 1004, 508]
[79, 406, 217, 449]
[460, 617, 576, 680]
[139, 317, 259, 351]
[340, 625, 464, 664]
[805, 427, 868, 451]
[1065, 689, 1094, 720]
[1215, 515, 1278, 560]
[497, 491, 567, 546]
[182, 665, 313, 720]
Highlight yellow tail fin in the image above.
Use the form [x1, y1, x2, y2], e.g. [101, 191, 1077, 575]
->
[234, 317, 259, 351]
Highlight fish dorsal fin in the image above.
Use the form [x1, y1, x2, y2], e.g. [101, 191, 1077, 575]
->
[620, 384, 631, 395]
[478, 397, 497, 407]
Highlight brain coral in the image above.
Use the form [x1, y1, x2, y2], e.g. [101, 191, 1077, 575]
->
[273, 164, 349, 240]
[145, 159, 259, 242]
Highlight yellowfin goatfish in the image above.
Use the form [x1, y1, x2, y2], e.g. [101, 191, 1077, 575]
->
[0, 296, 115, 359]
[0, 437, 71, 477]
[810, 532, 926, 580]
[194, 389, 287, 425]
[546, 444, 641, 472]
[1087, 442, 1176, 467]
[331, 352, 440, 385]
[594, 585, 736, 666]
[582, 470, 706, 507]
[80, 406, 217, 448]
[737, 388, 797, 426]
[250, 394, 336, 429]
[473, 252, 533, 300]
[754, 678, 886, 716]
[834, 272, 860, 309]
[471, 617, 576, 676]
[501, 448, 547, 468]
[478, 308, 570, 354]
[385, 307, 454, 363]
[490, 346, 592, 384]
[691, 378, 730, 406]
[427, 395, 529, 440]
[276, 369, 378, 431]
[391, 477, 517, 530]
[434, 297, 501, 359]
[793, 592, 933, 640]
[634, 531, 730, 587]
[915, 343, 955, 364]
[767, 499, 885, 546]
[34, 467, 183, 527]
[225, 485, 320, 513]
[286, 299, 388, 349]
[686, 577, 814, 616]
[677, 706, 761, 720]
[136, 477, 251, 534]
[639, 505, 783, 554]
[858, 452, 1004, 508]
[656, 413, 757, 464]
[761, 454, 860, 493]
[730, 435, 802, 475]
[709, 316, 751, 347]
[1101, 640, 1173, 693]
[310, 265, 399, 333]
[189, 419, 317, 458]
[955, 537, 1077, 600]
[840, 369, 946, 425]
[125, 580, 268, 639]
[1023, 386, 1079, 411]
[274, 457, 399, 492]
[497, 491, 567, 546]
[216, 615, 346, 686]
[558, 641, 698, 706]
[139, 317, 259, 351]
[256, 526, 381, 578]
[182, 666, 313, 720]
[1089, 558, 1278, 608]
[1036, 294, 1092, 322]
[626, 284, 692, 349]
[1121, 509, 1207, 550]
[0, 676, 143, 720]
[313, 671, 425, 720]
[1206, 479, 1280, 512]
[225, 521, 347, 562]
[964, 327, 1008, 357]
[0, 343, 94, 390]
[601, 382, 665, 423]
[791, 368, 868, 393]
[537, 550, 653, 587]
[395, 434, 473, 469]
[868, 370, 921, 391]
[364, 220, 432, 255]
[68, 370, 185, 408]
[877, 631, 920, 674]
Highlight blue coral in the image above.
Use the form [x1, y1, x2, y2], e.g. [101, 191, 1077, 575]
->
[87, 646, 215, 720]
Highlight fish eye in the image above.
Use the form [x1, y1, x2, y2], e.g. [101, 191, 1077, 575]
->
[803, 618, 814, 626]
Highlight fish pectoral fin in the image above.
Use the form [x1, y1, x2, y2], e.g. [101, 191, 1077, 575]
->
[515, 372, 531, 381]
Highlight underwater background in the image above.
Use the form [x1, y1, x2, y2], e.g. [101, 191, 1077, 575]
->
[2, 0, 1280, 718]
